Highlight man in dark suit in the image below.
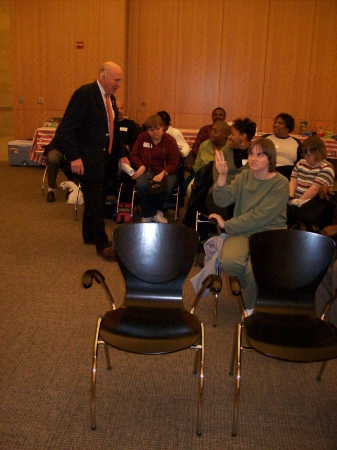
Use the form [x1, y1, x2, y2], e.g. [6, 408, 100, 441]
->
[46, 61, 129, 260]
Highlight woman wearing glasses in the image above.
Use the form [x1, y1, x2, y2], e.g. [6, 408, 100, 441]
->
[287, 136, 335, 229]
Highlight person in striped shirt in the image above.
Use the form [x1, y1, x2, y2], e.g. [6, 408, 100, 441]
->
[287, 136, 335, 229]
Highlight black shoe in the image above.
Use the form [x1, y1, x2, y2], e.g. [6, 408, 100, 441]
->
[46, 191, 55, 202]
[96, 246, 116, 261]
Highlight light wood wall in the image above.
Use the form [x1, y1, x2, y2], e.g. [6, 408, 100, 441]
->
[10, 0, 337, 139]
[10, 0, 127, 139]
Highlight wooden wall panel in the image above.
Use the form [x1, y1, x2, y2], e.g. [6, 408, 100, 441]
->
[219, 0, 270, 130]
[9, 0, 337, 139]
[125, 0, 141, 121]
[174, 0, 224, 129]
[10, 0, 41, 137]
[12, 110, 43, 140]
[262, 0, 316, 133]
[126, 0, 179, 126]
[10, 0, 127, 139]
[306, 0, 337, 129]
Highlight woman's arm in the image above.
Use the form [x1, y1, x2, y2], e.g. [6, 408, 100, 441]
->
[130, 132, 148, 170]
[299, 182, 320, 200]
[289, 177, 297, 197]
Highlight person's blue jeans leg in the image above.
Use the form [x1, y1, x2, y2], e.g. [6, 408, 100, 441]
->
[136, 171, 178, 218]
[135, 171, 157, 218]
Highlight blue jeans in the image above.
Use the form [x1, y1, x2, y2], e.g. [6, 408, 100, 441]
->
[136, 170, 178, 218]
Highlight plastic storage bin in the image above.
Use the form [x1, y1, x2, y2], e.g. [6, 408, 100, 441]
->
[8, 140, 41, 166]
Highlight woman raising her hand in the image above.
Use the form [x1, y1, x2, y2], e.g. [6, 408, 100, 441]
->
[209, 138, 289, 314]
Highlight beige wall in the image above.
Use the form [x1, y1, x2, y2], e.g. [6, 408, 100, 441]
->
[9, 0, 337, 140]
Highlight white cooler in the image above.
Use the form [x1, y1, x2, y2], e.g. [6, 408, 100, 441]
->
[8, 140, 41, 166]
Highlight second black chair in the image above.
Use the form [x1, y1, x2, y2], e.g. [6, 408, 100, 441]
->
[229, 229, 337, 436]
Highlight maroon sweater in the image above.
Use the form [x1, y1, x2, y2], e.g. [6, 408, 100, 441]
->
[130, 131, 180, 175]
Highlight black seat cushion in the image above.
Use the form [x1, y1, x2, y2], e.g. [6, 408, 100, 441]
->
[245, 312, 337, 362]
[100, 307, 201, 354]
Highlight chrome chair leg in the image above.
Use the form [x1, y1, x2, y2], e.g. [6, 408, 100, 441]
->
[91, 317, 101, 430]
[212, 291, 218, 327]
[191, 320, 204, 436]
[231, 323, 242, 437]
[74, 183, 81, 221]
[197, 321, 205, 436]
[42, 166, 48, 196]
[130, 185, 136, 223]
[174, 186, 180, 223]
[316, 360, 328, 381]
[229, 323, 238, 376]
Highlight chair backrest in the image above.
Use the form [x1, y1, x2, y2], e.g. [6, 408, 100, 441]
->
[113, 223, 199, 306]
[249, 229, 335, 312]
[275, 165, 294, 180]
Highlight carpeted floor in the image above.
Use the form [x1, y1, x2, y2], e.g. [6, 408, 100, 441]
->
[1, 161, 337, 450]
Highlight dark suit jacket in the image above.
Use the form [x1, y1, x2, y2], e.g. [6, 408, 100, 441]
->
[47, 81, 126, 182]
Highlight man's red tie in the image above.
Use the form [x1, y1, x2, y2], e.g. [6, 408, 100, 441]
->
[105, 93, 114, 154]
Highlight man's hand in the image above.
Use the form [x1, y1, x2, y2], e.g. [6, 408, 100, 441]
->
[71, 158, 84, 175]
[119, 157, 130, 167]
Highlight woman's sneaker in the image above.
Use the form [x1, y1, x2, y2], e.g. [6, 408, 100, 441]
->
[153, 211, 168, 224]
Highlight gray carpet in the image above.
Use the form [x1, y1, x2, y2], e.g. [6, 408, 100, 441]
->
[1, 162, 336, 450]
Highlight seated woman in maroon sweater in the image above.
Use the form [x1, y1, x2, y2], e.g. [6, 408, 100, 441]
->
[130, 114, 180, 223]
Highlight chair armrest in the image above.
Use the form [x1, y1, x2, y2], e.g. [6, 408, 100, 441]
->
[82, 269, 116, 309]
[229, 276, 249, 319]
[320, 288, 337, 321]
[229, 276, 242, 296]
[190, 274, 222, 314]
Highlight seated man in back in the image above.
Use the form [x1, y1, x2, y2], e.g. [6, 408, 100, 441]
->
[193, 120, 230, 173]
[183, 120, 230, 199]
[116, 100, 140, 154]
[185, 107, 226, 167]
[43, 143, 79, 203]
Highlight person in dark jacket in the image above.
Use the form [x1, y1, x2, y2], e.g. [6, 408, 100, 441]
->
[45, 61, 129, 260]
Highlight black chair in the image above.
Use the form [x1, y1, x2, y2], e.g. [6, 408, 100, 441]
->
[275, 164, 294, 180]
[82, 223, 222, 436]
[228, 229, 337, 436]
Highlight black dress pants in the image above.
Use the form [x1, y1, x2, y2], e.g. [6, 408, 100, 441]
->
[81, 180, 109, 250]
[81, 153, 118, 251]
